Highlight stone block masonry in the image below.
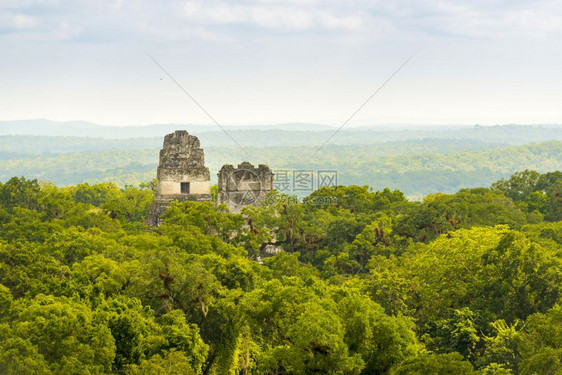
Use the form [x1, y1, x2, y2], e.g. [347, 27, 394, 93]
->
[146, 131, 274, 225]
[146, 130, 212, 226]
[217, 162, 274, 214]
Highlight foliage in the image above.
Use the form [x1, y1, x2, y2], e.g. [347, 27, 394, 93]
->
[1, 135, 561, 197]
[0, 171, 560, 374]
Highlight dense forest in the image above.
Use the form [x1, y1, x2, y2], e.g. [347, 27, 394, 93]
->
[1, 133, 560, 197]
[0, 170, 561, 374]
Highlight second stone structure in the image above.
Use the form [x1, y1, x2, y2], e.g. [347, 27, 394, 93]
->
[217, 162, 274, 213]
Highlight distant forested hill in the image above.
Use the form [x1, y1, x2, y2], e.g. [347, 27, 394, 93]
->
[0, 133, 560, 197]
[1, 120, 561, 145]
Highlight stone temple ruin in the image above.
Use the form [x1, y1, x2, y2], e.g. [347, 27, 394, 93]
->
[147, 130, 274, 225]
[217, 162, 274, 214]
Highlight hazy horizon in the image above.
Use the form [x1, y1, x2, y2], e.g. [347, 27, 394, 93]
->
[3, 118, 562, 129]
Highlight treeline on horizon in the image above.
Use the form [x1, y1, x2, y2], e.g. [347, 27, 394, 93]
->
[0, 135, 560, 198]
[0, 170, 561, 374]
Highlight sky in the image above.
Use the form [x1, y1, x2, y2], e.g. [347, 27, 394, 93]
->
[1, 0, 562, 127]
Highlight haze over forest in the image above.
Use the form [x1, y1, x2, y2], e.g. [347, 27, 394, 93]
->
[0, 120, 560, 199]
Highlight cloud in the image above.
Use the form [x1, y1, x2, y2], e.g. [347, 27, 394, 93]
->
[178, 1, 363, 32]
[1, 0, 562, 43]
[376, 0, 562, 38]
[0, 12, 39, 33]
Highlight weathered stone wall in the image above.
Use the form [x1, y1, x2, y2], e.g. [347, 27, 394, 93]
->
[156, 130, 211, 196]
[146, 130, 212, 226]
[217, 162, 274, 213]
[159, 180, 210, 195]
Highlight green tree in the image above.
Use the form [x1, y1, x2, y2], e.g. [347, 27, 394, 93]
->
[241, 278, 364, 374]
[394, 189, 526, 242]
[491, 170, 541, 202]
[336, 292, 420, 374]
[425, 307, 481, 362]
[518, 304, 562, 375]
[126, 350, 196, 375]
[10, 294, 116, 374]
[0, 329, 52, 375]
[390, 352, 475, 375]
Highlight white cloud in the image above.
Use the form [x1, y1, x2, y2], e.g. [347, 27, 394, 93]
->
[0, 12, 39, 31]
[56, 18, 82, 40]
[381, 0, 562, 38]
[2, 0, 562, 43]
[178, 1, 362, 32]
